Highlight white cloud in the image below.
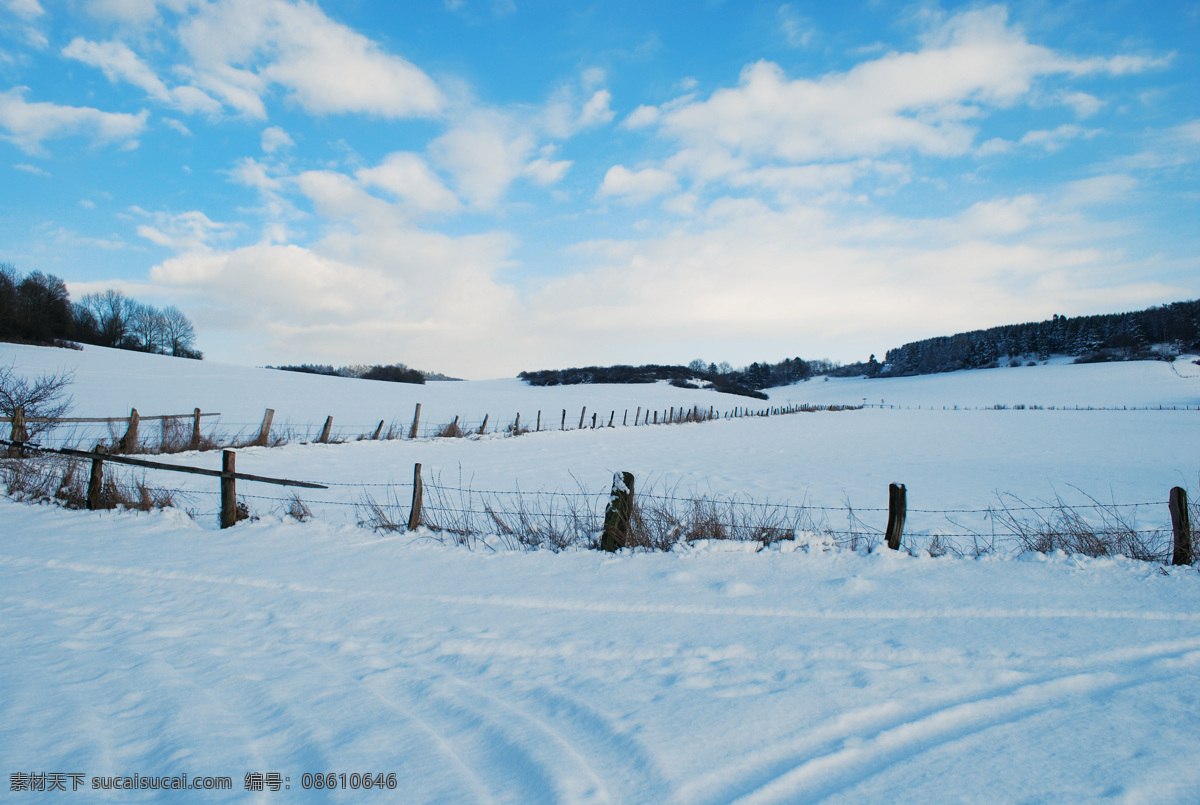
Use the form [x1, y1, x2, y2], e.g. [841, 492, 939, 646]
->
[978, 123, 1097, 156]
[178, 0, 444, 119]
[63, 37, 223, 116]
[5, 0, 44, 19]
[429, 112, 537, 208]
[134, 208, 231, 251]
[777, 4, 815, 48]
[164, 117, 192, 135]
[1060, 90, 1103, 118]
[13, 162, 48, 176]
[260, 125, 293, 153]
[0, 87, 148, 153]
[578, 89, 614, 128]
[647, 7, 1164, 166]
[622, 105, 659, 129]
[596, 164, 679, 203]
[356, 152, 460, 215]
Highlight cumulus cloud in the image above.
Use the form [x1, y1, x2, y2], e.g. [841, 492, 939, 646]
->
[429, 112, 538, 208]
[0, 87, 148, 153]
[5, 0, 44, 19]
[177, 0, 444, 119]
[134, 208, 232, 251]
[597, 164, 679, 203]
[63, 37, 223, 116]
[260, 125, 293, 153]
[647, 7, 1163, 165]
[356, 152, 460, 215]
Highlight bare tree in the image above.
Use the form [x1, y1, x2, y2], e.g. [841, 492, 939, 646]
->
[80, 289, 134, 347]
[0, 363, 74, 455]
[160, 305, 198, 357]
[127, 302, 165, 353]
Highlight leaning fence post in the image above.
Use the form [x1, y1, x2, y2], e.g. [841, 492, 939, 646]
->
[220, 450, 237, 528]
[579, 407, 587, 430]
[478, 413, 489, 435]
[408, 463, 423, 531]
[318, 415, 333, 443]
[601, 471, 635, 552]
[190, 407, 202, 450]
[372, 420, 385, 440]
[886, 483, 907, 550]
[86, 445, 106, 510]
[118, 408, 140, 453]
[608, 411, 614, 427]
[1170, 487, 1192, 566]
[409, 403, 422, 439]
[255, 408, 274, 447]
[7, 405, 27, 458]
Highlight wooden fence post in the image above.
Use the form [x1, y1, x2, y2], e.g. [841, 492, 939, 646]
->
[1170, 487, 1192, 566]
[118, 408, 140, 453]
[255, 408, 274, 447]
[608, 411, 614, 427]
[86, 445, 106, 510]
[561, 409, 566, 431]
[7, 405, 27, 458]
[886, 483, 907, 550]
[478, 413, 489, 435]
[579, 407, 587, 430]
[635, 407, 641, 426]
[623, 410, 628, 426]
[409, 403, 422, 439]
[601, 471, 635, 552]
[591, 412, 597, 429]
[513, 413, 521, 434]
[190, 408, 202, 450]
[220, 450, 237, 528]
[536, 411, 541, 432]
[318, 415, 333, 443]
[372, 420, 385, 440]
[408, 463, 423, 531]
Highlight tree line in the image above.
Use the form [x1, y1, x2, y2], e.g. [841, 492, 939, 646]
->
[0, 263, 201, 359]
[876, 299, 1200, 377]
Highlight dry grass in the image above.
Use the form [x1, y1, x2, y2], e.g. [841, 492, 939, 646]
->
[435, 419, 465, 438]
[284, 493, 312, 522]
[1, 455, 176, 512]
[983, 489, 1171, 562]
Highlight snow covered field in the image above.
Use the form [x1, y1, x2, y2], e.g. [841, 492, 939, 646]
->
[3, 342, 1200, 803]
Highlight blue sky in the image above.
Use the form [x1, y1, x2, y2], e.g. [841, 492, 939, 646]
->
[1, 0, 1197, 378]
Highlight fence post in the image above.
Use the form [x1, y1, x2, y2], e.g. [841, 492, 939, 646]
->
[635, 407, 641, 426]
[372, 420, 384, 440]
[591, 412, 597, 429]
[255, 408, 274, 447]
[1170, 487, 1192, 566]
[118, 408, 140, 453]
[408, 463, 423, 531]
[561, 409, 566, 431]
[536, 411, 541, 432]
[409, 403, 422, 439]
[220, 450, 237, 529]
[190, 408, 202, 450]
[478, 413, 489, 435]
[623, 410, 628, 426]
[513, 412, 521, 434]
[7, 405, 27, 458]
[86, 445, 106, 510]
[608, 411, 614, 427]
[601, 471, 635, 552]
[318, 415, 333, 443]
[886, 483, 907, 550]
[579, 407, 587, 430]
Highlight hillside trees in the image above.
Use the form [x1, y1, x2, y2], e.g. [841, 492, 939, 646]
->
[0, 263, 202, 358]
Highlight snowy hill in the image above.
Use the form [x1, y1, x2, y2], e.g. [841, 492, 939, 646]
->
[3, 342, 1200, 803]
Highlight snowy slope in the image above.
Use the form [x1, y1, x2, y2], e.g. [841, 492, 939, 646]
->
[3, 342, 1200, 803]
[3, 502, 1199, 803]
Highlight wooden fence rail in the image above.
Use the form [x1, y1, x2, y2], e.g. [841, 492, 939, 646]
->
[0, 439, 325, 529]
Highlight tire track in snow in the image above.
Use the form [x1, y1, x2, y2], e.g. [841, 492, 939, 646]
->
[5, 553, 1200, 623]
[689, 639, 1200, 804]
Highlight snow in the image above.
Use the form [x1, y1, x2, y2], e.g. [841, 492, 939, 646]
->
[3, 342, 1200, 802]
